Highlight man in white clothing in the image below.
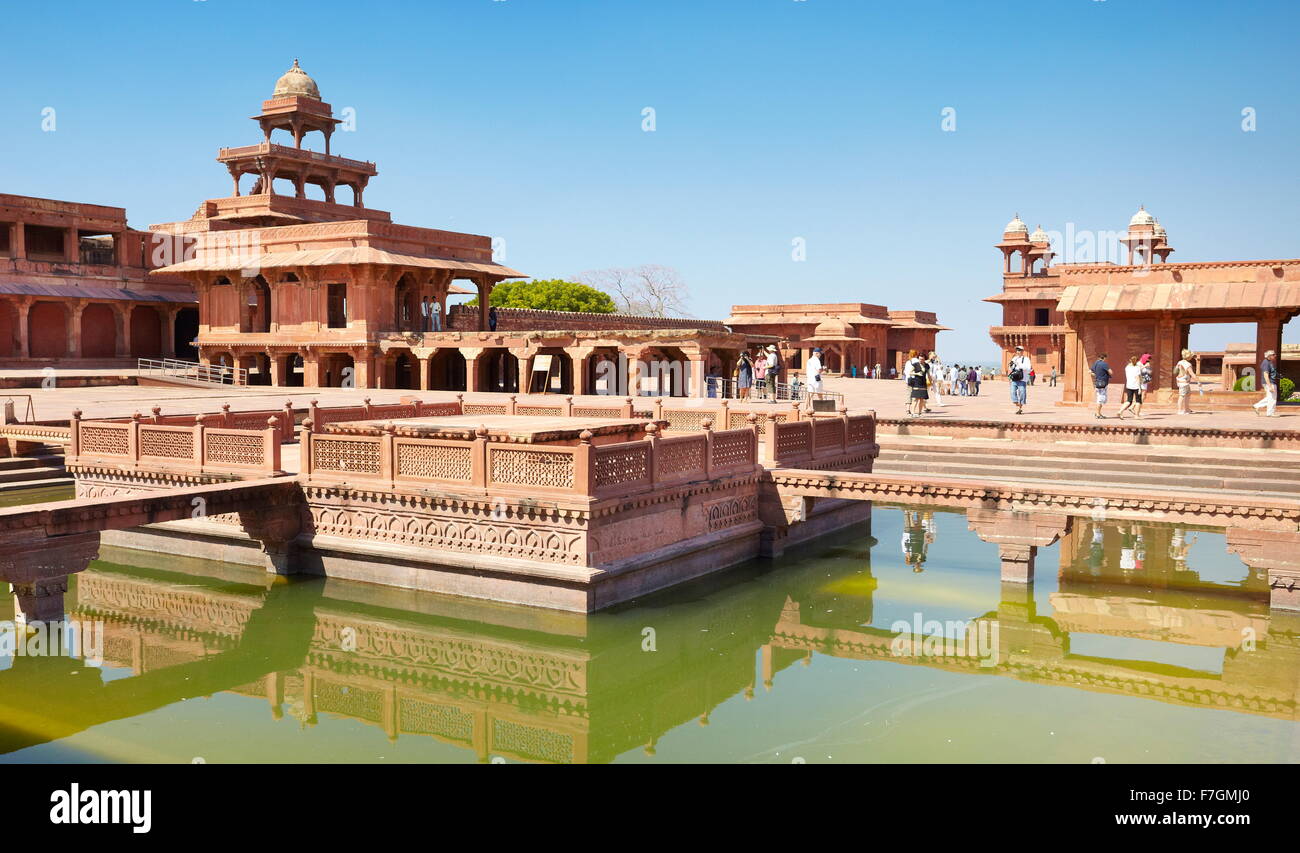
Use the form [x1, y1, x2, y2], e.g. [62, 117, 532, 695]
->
[806, 348, 823, 394]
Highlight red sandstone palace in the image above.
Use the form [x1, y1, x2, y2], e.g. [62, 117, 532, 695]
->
[0, 194, 196, 364]
[988, 208, 1300, 407]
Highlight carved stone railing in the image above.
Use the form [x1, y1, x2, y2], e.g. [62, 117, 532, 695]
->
[764, 411, 877, 467]
[67, 410, 283, 476]
[301, 418, 762, 499]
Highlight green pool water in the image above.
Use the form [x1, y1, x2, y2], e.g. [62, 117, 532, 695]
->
[1, 505, 1296, 764]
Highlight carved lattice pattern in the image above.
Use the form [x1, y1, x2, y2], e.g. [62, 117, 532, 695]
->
[206, 433, 266, 466]
[371, 404, 417, 419]
[397, 443, 472, 481]
[79, 425, 129, 456]
[664, 410, 718, 432]
[139, 428, 194, 459]
[313, 679, 383, 722]
[775, 422, 812, 457]
[516, 405, 563, 416]
[815, 419, 845, 450]
[593, 444, 650, 489]
[313, 438, 381, 473]
[490, 448, 575, 489]
[657, 436, 705, 479]
[572, 406, 622, 419]
[229, 413, 275, 430]
[711, 430, 755, 468]
[464, 404, 508, 415]
[848, 416, 874, 445]
[491, 718, 574, 764]
[400, 698, 474, 741]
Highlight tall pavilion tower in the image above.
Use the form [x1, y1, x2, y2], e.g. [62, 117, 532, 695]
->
[214, 59, 380, 223]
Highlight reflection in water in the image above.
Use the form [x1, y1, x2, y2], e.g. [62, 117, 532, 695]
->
[2, 507, 1297, 764]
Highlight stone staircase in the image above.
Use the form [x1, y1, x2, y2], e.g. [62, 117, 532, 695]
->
[0, 452, 73, 495]
[873, 435, 1300, 499]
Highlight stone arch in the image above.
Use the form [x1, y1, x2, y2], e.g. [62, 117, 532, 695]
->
[429, 348, 466, 391]
[28, 301, 68, 358]
[129, 306, 163, 358]
[478, 347, 519, 393]
[80, 303, 117, 358]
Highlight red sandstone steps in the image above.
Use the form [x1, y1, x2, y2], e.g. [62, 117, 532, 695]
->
[0, 454, 71, 493]
[873, 438, 1300, 497]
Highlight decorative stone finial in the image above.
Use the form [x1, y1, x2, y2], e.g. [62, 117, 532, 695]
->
[475, 425, 489, 438]
[302, 418, 314, 431]
[151, 406, 162, 416]
[701, 419, 713, 431]
[746, 412, 758, 425]
[644, 421, 659, 437]
[71, 408, 82, 420]
[579, 429, 594, 444]
[268, 416, 280, 429]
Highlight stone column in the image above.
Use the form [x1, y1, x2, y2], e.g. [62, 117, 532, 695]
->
[68, 300, 84, 358]
[418, 355, 431, 391]
[1255, 313, 1283, 383]
[63, 226, 78, 263]
[460, 347, 483, 392]
[302, 350, 321, 387]
[476, 279, 491, 331]
[688, 355, 706, 398]
[162, 307, 178, 358]
[967, 508, 1072, 585]
[10, 222, 25, 260]
[15, 299, 31, 358]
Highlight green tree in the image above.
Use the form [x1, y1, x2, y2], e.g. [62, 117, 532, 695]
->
[467, 279, 617, 313]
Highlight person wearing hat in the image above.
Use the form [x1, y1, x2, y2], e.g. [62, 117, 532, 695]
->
[764, 344, 782, 401]
[1008, 345, 1032, 415]
[806, 347, 823, 395]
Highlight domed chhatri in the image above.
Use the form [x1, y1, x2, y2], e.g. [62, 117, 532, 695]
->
[273, 59, 321, 100]
[813, 318, 856, 338]
[1029, 224, 1050, 244]
[1129, 205, 1156, 227]
[1004, 214, 1028, 235]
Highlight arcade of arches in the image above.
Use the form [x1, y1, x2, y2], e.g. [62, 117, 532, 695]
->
[0, 299, 196, 362]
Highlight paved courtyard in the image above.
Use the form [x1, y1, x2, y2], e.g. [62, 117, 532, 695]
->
[1, 372, 1294, 432]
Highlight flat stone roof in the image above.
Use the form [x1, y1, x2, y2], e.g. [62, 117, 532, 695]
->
[325, 413, 652, 443]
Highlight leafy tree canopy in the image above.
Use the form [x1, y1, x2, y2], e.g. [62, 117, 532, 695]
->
[466, 279, 617, 313]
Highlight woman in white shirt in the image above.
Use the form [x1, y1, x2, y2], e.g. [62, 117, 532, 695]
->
[1174, 349, 1198, 415]
[1116, 355, 1144, 420]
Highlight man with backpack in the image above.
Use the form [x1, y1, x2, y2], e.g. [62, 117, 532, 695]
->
[1008, 346, 1032, 415]
[1091, 352, 1112, 419]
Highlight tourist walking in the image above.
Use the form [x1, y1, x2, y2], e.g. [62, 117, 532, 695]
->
[1174, 349, 1198, 415]
[1135, 353, 1153, 418]
[753, 349, 768, 399]
[735, 351, 753, 400]
[904, 349, 929, 417]
[1008, 346, 1032, 414]
[1254, 348, 1279, 417]
[806, 347, 824, 394]
[874, 362, 882, 380]
[1091, 352, 1112, 418]
[969, 366, 980, 396]
[1116, 355, 1144, 419]
[927, 353, 944, 408]
[1049, 366, 1058, 387]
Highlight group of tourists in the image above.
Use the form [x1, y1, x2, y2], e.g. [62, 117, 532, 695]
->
[1088, 352, 1156, 419]
[734, 344, 805, 402]
[943, 363, 983, 396]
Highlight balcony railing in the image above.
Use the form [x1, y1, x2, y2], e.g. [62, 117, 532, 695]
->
[138, 357, 248, 386]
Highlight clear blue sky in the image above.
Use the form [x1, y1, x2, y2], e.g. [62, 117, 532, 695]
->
[2, 0, 1296, 362]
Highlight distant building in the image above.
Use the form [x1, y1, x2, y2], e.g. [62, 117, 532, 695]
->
[989, 207, 1300, 407]
[725, 303, 948, 376]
